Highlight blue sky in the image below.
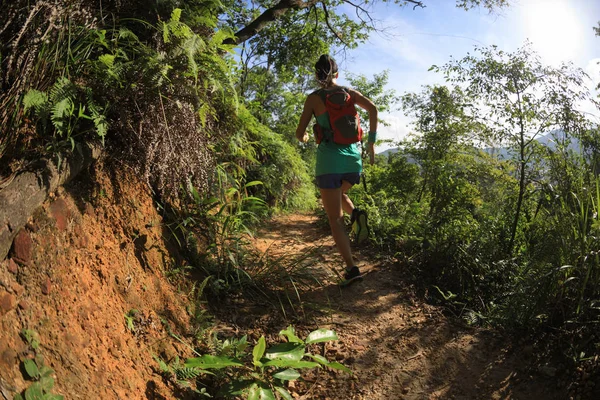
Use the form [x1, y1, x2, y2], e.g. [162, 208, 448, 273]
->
[334, 0, 600, 150]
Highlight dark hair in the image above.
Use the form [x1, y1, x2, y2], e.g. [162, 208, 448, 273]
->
[315, 54, 338, 86]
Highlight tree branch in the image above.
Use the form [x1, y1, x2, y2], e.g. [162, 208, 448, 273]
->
[321, 1, 350, 46]
[341, 0, 375, 24]
[225, 0, 319, 45]
[405, 0, 426, 10]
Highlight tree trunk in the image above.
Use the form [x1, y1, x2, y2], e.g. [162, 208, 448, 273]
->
[509, 120, 526, 255]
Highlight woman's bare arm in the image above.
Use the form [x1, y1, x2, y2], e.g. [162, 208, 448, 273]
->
[351, 89, 378, 165]
[295, 96, 314, 142]
[352, 90, 378, 134]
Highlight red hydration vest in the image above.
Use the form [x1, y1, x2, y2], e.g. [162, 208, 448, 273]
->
[313, 87, 363, 145]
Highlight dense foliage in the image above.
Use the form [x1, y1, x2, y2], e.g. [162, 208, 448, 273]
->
[355, 44, 600, 361]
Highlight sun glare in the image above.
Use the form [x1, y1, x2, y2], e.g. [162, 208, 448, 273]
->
[521, 0, 585, 65]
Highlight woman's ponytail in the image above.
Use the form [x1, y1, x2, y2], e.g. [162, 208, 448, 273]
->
[315, 54, 338, 87]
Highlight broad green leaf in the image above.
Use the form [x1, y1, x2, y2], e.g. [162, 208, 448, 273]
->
[244, 180, 263, 188]
[307, 354, 329, 366]
[253, 336, 266, 365]
[24, 383, 43, 400]
[307, 354, 351, 373]
[279, 326, 303, 343]
[263, 359, 320, 369]
[272, 368, 300, 381]
[305, 329, 339, 344]
[264, 343, 305, 361]
[24, 359, 40, 379]
[14, 394, 24, 400]
[326, 361, 352, 374]
[274, 386, 294, 400]
[247, 384, 259, 400]
[236, 335, 249, 354]
[248, 384, 275, 400]
[184, 355, 243, 369]
[258, 387, 276, 400]
[40, 376, 55, 392]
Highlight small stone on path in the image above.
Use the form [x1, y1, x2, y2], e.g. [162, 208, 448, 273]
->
[41, 278, 52, 295]
[7, 259, 18, 274]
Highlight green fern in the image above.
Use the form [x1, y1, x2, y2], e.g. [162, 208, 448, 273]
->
[87, 100, 108, 144]
[175, 366, 203, 380]
[49, 77, 76, 105]
[117, 27, 139, 42]
[153, 354, 173, 375]
[23, 90, 49, 114]
[51, 97, 75, 135]
[209, 28, 235, 49]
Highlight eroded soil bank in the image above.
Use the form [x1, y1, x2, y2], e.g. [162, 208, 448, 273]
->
[0, 165, 195, 399]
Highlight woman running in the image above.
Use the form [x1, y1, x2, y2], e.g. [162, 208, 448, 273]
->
[295, 54, 378, 285]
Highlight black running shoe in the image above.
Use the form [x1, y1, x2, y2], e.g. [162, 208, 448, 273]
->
[340, 266, 363, 287]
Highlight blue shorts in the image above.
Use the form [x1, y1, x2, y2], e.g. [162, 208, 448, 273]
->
[316, 173, 361, 189]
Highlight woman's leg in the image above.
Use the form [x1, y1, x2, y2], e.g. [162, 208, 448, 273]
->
[320, 187, 354, 269]
[341, 180, 355, 215]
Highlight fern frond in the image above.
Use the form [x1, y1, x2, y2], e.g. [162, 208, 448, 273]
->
[118, 27, 139, 42]
[98, 54, 115, 68]
[209, 28, 235, 48]
[197, 103, 213, 128]
[23, 90, 49, 113]
[85, 90, 109, 144]
[49, 77, 76, 104]
[175, 366, 203, 380]
[152, 354, 172, 374]
[196, 276, 211, 299]
[51, 97, 75, 133]
[162, 21, 170, 44]
[170, 8, 182, 23]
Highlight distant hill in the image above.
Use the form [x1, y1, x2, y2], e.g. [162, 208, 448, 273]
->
[377, 130, 580, 160]
[377, 147, 400, 157]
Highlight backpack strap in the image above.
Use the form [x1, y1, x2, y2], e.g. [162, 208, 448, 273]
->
[316, 88, 327, 105]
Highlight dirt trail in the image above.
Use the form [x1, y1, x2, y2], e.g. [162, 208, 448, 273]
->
[252, 214, 566, 400]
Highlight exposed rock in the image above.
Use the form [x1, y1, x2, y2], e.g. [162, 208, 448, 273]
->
[50, 198, 70, 231]
[1, 347, 17, 367]
[0, 292, 16, 315]
[11, 229, 32, 265]
[0, 142, 101, 261]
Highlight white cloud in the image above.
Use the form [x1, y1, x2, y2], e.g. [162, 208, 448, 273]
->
[582, 58, 600, 122]
[374, 111, 413, 151]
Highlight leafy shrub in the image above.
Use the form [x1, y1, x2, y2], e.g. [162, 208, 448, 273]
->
[156, 326, 350, 399]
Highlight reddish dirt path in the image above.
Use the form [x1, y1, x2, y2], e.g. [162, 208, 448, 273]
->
[253, 214, 566, 400]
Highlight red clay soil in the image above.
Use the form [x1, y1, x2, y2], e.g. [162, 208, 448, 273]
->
[0, 164, 194, 399]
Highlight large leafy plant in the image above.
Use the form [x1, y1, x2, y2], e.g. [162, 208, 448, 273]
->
[168, 326, 350, 399]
